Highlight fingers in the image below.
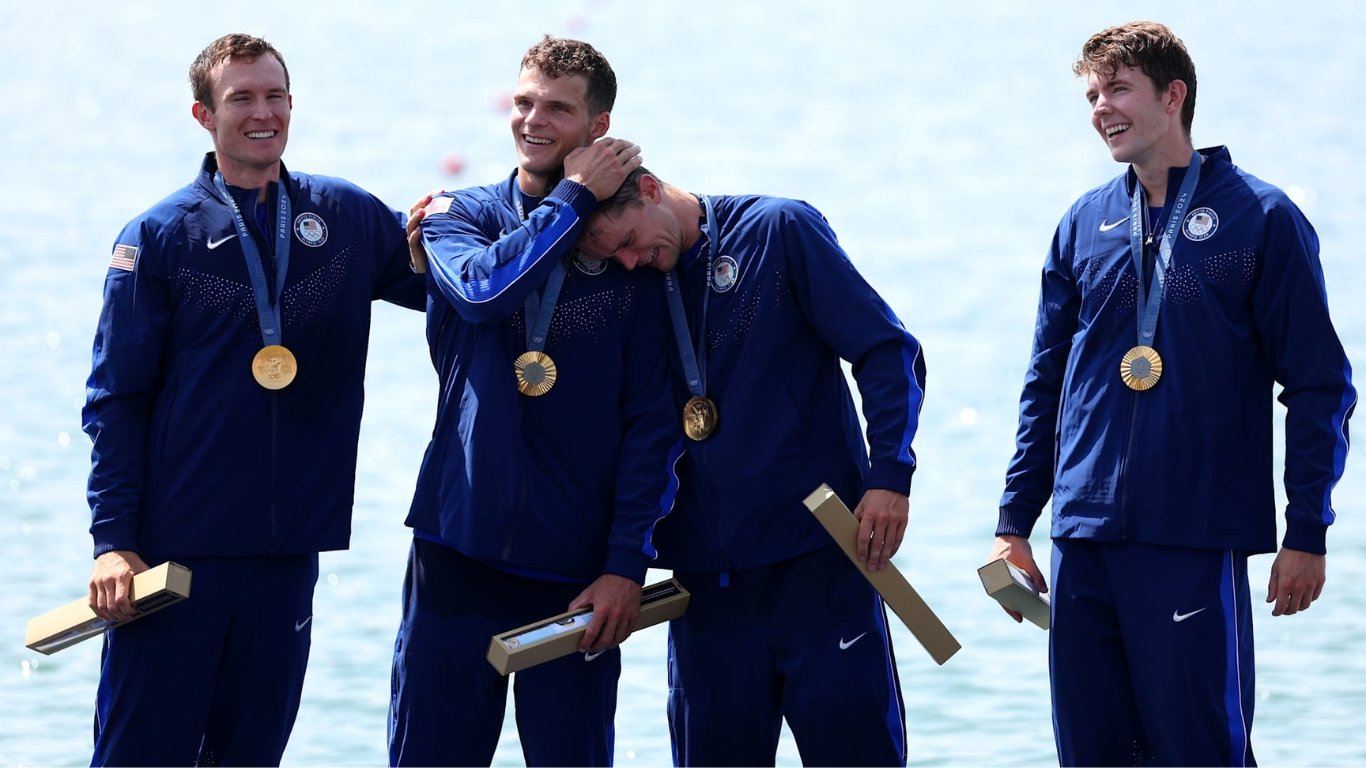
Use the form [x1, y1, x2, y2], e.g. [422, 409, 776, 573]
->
[408, 188, 443, 218]
[565, 138, 645, 200]
[1266, 550, 1327, 616]
[90, 569, 134, 622]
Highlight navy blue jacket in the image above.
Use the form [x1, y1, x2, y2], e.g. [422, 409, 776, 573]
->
[999, 147, 1356, 555]
[408, 172, 680, 583]
[84, 153, 425, 560]
[656, 195, 926, 572]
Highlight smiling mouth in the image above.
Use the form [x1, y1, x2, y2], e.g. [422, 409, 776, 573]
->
[1104, 123, 1131, 138]
[523, 135, 553, 146]
[246, 130, 278, 140]
[642, 247, 658, 266]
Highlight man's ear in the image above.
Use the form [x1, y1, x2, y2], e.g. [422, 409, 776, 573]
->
[192, 101, 214, 132]
[638, 173, 662, 203]
[589, 110, 610, 141]
[1165, 79, 1188, 116]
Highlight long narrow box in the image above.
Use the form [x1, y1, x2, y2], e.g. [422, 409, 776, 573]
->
[803, 484, 961, 665]
[486, 578, 690, 675]
[978, 557, 1050, 630]
[25, 562, 193, 655]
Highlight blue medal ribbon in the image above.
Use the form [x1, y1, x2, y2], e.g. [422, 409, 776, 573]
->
[213, 173, 291, 349]
[523, 265, 566, 352]
[514, 190, 566, 353]
[664, 196, 718, 399]
[1127, 150, 1202, 346]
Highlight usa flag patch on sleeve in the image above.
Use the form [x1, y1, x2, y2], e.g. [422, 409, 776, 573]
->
[423, 196, 453, 216]
[109, 244, 138, 271]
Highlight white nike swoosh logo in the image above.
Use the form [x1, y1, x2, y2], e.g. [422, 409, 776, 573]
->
[584, 650, 605, 662]
[838, 632, 868, 650]
[207, 233, 238, 250]
[1098, 217, 1129, 232]
[295, 615, 313, 632]
[1172, 608, 1206, 622]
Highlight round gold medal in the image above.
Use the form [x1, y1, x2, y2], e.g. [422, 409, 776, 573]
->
[682, 396, 719, 441]
[252, 344, 298, 390]
[1120, 345, 1163, 391]
[514, 350, 558, 396]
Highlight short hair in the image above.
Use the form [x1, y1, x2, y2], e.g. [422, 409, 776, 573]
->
[1074, 21, 1196, 135]
[520, 35, 617, 116]
[596, 166, 652, 218]
[190, 33, 290, 109]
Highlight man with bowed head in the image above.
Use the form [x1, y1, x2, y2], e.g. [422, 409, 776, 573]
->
[577, 165, 926, 766]
[990, 21, 1354, 766]
[83, 33, 425, 766]
[390, 36, 678, 766]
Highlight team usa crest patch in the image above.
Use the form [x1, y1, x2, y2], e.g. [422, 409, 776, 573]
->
[1182, 207, 1218, 241]
[711, 255, 739, 293]
[294, 212, 328, 247]
[573, 250, 607, 276]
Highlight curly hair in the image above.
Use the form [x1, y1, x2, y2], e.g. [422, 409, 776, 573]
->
[520, 35, 617, 116]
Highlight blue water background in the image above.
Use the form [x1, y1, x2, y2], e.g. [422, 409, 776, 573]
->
[2, 1, 1363, 764]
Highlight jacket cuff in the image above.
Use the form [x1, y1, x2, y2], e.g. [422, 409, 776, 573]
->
[92, 522, 139, 558]
[867, 460, 915, 496]
[602, 546, 650, 584]
[1282, 520, 1328, 556]
[548, 179, 598, 220]
[995, 506, 1040, 539]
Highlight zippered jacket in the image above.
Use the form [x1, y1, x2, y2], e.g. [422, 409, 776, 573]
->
[656, 195, 925, 572]
[999, 147, 1356, 555]
[407, 172, 680, 583]
[84, 153, 425, 560]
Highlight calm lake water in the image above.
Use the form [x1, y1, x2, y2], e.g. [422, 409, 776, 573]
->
[2, 1, 1363, 765]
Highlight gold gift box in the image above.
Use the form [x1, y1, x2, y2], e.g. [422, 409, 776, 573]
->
[978, 557, 1051, 630]
[25, 562, 192, 654]
[486, 578, 689, 675]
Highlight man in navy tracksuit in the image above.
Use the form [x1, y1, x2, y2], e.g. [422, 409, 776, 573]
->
[388, 38, 679, 766]
[82, 34, 425, 766]
[990, 22, 1355, 766]
[578, 168, 926, 766]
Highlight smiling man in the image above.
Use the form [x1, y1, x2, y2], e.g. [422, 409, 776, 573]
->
[989, 21, 1355, 766]
[389, 37, 678, 766]
[81, 33, 425, 766]
[578, 166, 926, 766]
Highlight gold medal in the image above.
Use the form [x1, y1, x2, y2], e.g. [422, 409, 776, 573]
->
[514, 350, 557, 396]
[682, 396, 719, 441]
[1120, 345, 1163, 391]
[252, 344, 297, 390]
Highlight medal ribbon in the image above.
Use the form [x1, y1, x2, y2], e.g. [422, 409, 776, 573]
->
[663, 196, 718, 399]
[1127, 150, 1202, 346]
[513, 189, 567, 353]
[523, 264, 566, 351]
[213, 173, 291, 349]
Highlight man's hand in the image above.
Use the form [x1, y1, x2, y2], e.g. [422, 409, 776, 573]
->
[405, 188, 444, 275]
[1267, 547, 1326, 616]
[854, 489, 908, 572]
[563, 137, 643, 201]
[89, 550, 150, 622]
[568, 574, 642, 653]
[987, 535, 1047, 623]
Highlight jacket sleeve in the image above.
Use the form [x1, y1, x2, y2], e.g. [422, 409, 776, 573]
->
[997, 215, 1081, 538]
[421, 179, 598, 323]
[602, 270, 685, 583]
[81, 223, 173, 557]
[1254, 197, 1356, 555]
[781, 201, 925, 494]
